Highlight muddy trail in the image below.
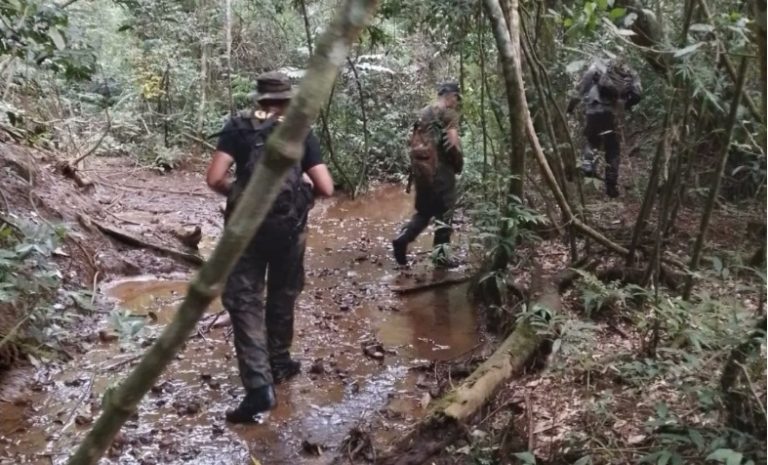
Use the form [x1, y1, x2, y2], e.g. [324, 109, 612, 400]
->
[0, 160, 481, 465]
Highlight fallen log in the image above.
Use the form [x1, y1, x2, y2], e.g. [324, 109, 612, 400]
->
[390, 274, 471, 294]
[82, 214, 204, 267]
[379, 271, 561, 465]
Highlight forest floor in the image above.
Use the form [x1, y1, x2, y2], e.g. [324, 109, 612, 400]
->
[0, 141, 764, 465]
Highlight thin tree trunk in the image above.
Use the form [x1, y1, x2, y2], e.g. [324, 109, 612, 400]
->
[666, 98, 708, 236]
[348, 56, 370, 197]
[225, 0, 234, 115]
[479, 8, 489, 186]
[682, 57, 749, 300]
[64, 2, 379, 464]
[627, 95, 676, 266]
[197, 39, 208, 136]
[297, 0, 353, 191]
[752, 0, 767, 153]
[483, 0, 526, 199]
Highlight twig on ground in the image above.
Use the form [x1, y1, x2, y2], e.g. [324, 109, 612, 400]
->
[103, 355, 142, 372]
[525, 390, 535, 451]
[60, 374, 95, 434]
[91, 271, 100, 306]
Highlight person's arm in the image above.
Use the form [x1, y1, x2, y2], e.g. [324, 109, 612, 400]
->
[568, 68, 597, 113]
[442, 108, 463, 174]
[303, 130, 334, 197]
[206, 151, 235, 196]
[445, 126, 463, 174]
[306, 164, 334, 197]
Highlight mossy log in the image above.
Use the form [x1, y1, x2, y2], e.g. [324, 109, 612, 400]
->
[379, 277, 561, 465]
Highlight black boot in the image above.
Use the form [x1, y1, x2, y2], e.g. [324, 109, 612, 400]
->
[271, 358, 301, 384]
[606, 183, 619, 198]
[225, 384, 277, 424]
[392, 232, 409, 265]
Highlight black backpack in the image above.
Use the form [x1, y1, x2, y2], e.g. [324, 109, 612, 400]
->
[224, 114, 313, 240]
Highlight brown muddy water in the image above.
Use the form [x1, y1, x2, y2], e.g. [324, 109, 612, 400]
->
[0, 185, 480, 465]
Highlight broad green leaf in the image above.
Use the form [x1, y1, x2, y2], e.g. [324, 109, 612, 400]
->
[706, 449, 743, 464]
[513, 452, 536, 464]
[574, 456, 592, 465]
[674, 42, 705, 58]
[689, 23, 715, 33]
[609, 7, 627, 20]
[48, 28, 66, 50]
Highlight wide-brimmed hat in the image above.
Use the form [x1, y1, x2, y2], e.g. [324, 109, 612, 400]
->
[253, 71, 294, 101]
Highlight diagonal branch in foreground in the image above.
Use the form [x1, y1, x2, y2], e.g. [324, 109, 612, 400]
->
[64, 2, 379, 465]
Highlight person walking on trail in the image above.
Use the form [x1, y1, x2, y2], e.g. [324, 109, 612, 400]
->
[392, 82, 464, 267]
[205, 71, 334, 423]
[567, 58, 642, 198]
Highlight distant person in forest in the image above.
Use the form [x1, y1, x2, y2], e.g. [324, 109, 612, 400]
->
[392, 82, 464, 267]
[567, 58, 642, 198]
[205, 71, 334, 423]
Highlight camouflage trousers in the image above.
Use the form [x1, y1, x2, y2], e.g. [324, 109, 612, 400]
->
[401, 175, 456, 247]
[584, 110, 621, 188]
[222, 231, 306, 390]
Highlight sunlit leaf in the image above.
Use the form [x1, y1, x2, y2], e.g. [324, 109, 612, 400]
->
[674, 42, 705, 58]
[48, 28, 66, 50]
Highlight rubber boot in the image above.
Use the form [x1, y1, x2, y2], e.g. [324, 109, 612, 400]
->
[392, 231, 409, 265]
[271, 358, 301, 384]
[225, 384, 277, 424]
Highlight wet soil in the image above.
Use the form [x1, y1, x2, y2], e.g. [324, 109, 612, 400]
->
[0, 181, 481, 465]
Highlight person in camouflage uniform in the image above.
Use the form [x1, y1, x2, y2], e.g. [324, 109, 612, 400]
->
[567, 58, 642, 198]
[392, 82, 464, 267]
[206, 72, 334, 423]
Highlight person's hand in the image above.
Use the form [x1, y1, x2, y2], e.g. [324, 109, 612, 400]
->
[302, 172, 314, 189]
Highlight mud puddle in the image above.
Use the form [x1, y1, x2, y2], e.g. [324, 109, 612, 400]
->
[0, 184, 480, 465]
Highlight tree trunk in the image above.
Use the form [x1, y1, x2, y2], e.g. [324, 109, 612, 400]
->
[479, 8, 489, 185]
[225, 0, 234, 115]
[64, 1, 379, 464]
[682, 57, 749, 300]
[483, 0, 526, 199]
